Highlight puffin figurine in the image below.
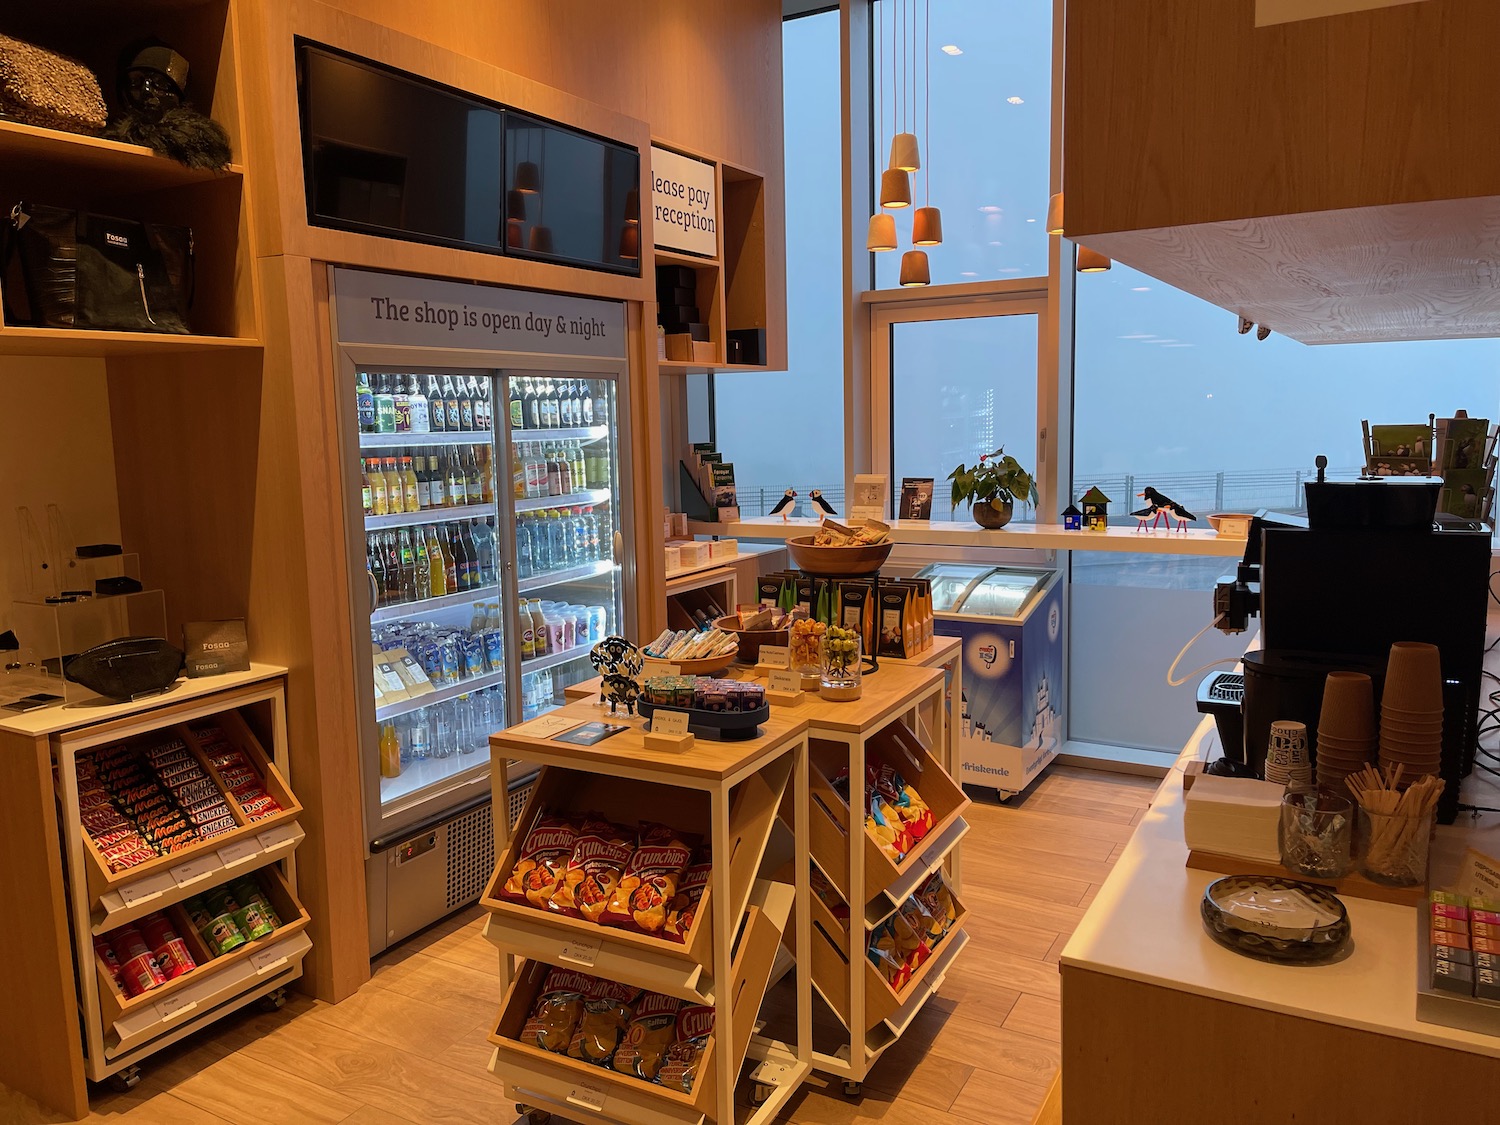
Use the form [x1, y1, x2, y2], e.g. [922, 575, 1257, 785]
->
[767, 489, 798, 521]
[809, 489, 838, 517]
[1132, 487, 1197, 532]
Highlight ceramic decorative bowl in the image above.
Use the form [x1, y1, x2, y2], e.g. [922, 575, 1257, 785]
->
[1200, 874, 1351, 964]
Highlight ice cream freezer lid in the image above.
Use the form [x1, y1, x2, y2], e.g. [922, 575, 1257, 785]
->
[943, 566, 1055, 618]
[917, 563, 999, 612]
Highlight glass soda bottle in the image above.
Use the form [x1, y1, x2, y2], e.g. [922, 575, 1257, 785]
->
[356, 371, 376, 433]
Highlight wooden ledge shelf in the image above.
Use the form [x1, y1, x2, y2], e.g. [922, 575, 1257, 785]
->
[654, 247, 720, 269]
[657, 359, 771, 374]
[0, 120, 246, 191]
[0, 326, 262, 358]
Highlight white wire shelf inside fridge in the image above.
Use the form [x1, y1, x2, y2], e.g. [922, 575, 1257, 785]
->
[517, 560, 616, 593]
[360, 431, 491, 449]
[375, 666, 508, 722]
[379, 752, 489, 811]
[509, 426, 609, 443]
[520, 641, 595, 676]
[370, 584, 502, 625]
[514, 488, 611, 514]
[365, 503, 493, 531]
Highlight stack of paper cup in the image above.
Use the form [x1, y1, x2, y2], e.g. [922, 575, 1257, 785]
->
[1316, 671, 1376, 796]
[1379, 641, 1443, 782]
[1264, 720, 1312, 788]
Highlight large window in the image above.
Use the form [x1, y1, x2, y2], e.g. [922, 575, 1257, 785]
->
[712, 11, 846, 519]
[872, 0, 1052, 288]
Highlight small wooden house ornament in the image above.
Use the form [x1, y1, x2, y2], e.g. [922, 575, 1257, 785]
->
[1079, 487, 1111, 532]
[1062, 504, 1083, 531]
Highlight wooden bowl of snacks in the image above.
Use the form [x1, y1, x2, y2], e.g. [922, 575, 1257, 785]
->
[671, 652, 737, 675]
[715, 616, 789, 664]
[785, 535, 893, 577]
[643, 627, 738, 674]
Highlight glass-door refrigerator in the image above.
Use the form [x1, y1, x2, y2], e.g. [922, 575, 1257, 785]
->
[341, 361, 631, 953]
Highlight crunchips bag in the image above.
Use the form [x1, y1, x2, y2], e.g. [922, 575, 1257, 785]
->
[611, 991, 681, 1080]
[663, 846, 711, 943]
[876, 763, 934, 841]
[867, 789, 911, 863]
[520, 968, 593, 1052]
[656, 1004, 715, 1093]
[566, 977, 640, 1065]
[551, 815, 635, 922]
[501, 813, 581, 909]
[602, 822, 698, 935]
[915, 869, 957, 944]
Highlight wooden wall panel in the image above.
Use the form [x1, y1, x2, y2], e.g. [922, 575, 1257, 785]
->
[1063, 0, 1500, 238]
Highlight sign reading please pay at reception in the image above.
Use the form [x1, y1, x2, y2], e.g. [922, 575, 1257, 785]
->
[651, 146, 717, 258]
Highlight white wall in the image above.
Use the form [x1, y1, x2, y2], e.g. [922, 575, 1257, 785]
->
[0, 357, 121, 652]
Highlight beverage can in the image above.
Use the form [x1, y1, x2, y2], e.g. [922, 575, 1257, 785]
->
[120, 951, 167, 996]
[229, 879, 283, 927]
[204, 887, 241, 918]
[93, 935, 124, 986]
[232, 901, 276, 941]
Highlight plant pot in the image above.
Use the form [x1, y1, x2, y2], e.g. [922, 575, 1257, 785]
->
[972, 497, 1014, 529]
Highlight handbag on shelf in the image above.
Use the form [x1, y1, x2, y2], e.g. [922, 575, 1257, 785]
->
[0, 33, 107, 135]
[3, 202, 194, 333]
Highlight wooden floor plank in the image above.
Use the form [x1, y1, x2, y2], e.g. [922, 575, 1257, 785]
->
[1003, 994, 1062, 1042]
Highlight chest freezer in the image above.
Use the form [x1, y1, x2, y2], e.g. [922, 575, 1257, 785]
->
[915, 564, 1064, 797]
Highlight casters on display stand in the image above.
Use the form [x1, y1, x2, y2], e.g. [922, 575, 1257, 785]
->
[515, 1105, 551, 1124]
[106, 1066, 141, 1092]
[257, 987, 288, 1012]
[843, 1080, 862, 1097]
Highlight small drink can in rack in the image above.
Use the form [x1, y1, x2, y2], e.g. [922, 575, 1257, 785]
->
[139, 912, 197, 979]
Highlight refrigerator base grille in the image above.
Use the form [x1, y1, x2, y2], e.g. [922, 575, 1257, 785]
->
[445, 801, 493, 910]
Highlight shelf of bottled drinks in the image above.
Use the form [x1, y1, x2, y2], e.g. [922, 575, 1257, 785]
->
[352, 367, 623, 804]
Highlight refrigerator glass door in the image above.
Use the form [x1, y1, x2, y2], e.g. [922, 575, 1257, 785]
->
[502, 371, 629, 721]
[356, 366, 507, 835]
[920, 564, 997, 613]
[952, 567, 1054, 621]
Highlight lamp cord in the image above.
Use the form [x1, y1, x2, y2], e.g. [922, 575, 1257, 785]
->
[924, 0, 930, 205]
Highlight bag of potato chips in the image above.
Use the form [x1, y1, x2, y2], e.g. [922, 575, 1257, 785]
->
[501, 813, 580, 909]
[520, 968, 593, 1052]
[656, 1004, 714, 1093]
[611, 991, 681, 1080]
[566, 976, 640, 1065]
[663, 845, 711, 943]
[915, 869, 957, 944]
[602, 823, 698, 935]
[550, 815, 635, 922]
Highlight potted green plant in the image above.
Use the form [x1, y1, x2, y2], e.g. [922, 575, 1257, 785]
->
[947, 448, 1038, 529]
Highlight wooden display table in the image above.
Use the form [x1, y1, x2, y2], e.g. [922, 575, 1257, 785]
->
[1060, 717, 1500, 1123]
[0, 666, 308, 1118]
[484, 700, 813, 1125]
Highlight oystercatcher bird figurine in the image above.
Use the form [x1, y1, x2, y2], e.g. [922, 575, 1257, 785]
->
[1133, 487, 1198, 532]
[809, 489, 838, 517]
[767, 489, 798, 521]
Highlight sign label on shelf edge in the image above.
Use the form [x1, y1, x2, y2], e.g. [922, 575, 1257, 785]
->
[768, 669, 801, 693]
[251, 948, 289, 974]
[566, 1084, 607, 1113]
[558, 934, 603, 967]
[217, 839, 260, 867]
[651, 709, 691, 737]
[757, 645, 791, 669]
[118, 882, 164, 907]
[155, 993, 196, 1020]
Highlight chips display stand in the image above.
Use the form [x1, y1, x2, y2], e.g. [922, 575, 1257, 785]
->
[482, 701, 814, 1125]
[0, 667, 309, 1103]
[789, 662, 970, 1095]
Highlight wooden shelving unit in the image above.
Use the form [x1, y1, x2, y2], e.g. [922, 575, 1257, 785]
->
[483, 700, 814, 1125]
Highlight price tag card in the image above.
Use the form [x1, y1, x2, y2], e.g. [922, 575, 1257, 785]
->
[118, 882, 164, 908]
[169, 858, 217, 887]
[566, 1084, 607, 1113]
[758, 645, 791, 669]
[651, 709, 691, 737]
[559, 935, 603, 967]
[640, 658, 678, 679]
[154, 993, 196, 1021]
[217, 839, 260, 868]
[257, 824, 300, 851]
[769, 669, 801, 693]
[251, 948, 289, 974]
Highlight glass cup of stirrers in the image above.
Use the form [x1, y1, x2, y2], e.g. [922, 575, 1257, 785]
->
[1347, 764, 1443, 887]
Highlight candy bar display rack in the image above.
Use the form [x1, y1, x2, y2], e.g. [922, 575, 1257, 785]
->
[0, 667, 309, 1101]
[785, 662, 970, 1095]
[482, 700, 814, 1125]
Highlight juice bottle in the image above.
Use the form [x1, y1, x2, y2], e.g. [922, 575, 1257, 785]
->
[529, 599, 550, 656]
[368, 459, 389, 516]
[512, 443, 525, 500]
[382, 458, 402, 512]
[412, 526, 430, 593]
[570, 441, 587, 491]
[463, 447, 483, 506]
[379, 722, 401, 778]
[478, 445, 496, 505]
[360, 461, 374, 516]
[519, 598, 536, 660]
[400, 456, 421, 513]
[424, 526, 449, 597]
[445, 449, 466, 508]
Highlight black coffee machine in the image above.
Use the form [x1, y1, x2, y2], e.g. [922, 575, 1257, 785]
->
[1200, 467, 1490, 823]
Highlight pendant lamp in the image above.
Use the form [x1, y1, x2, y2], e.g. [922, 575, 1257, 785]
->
[618, 224, 639, 260]
[506, 189, 526, 224]
[1046, 192, 1064, 235]
[867, 213, 897, 252]
[529, 226, 554, 254]
[899, 249, 930, 286]
[912, 206, 943, 246]
[880, 167, 912, 209]
[889, 133, 920, 173]
[1076, 246, 1111, 273]
[625, 188, 640, 225]
[516, 160, 541, 194]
